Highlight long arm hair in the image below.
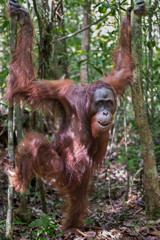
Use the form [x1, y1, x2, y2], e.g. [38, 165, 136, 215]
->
[6, 4, 79, 113]
[103, 11, 134, 96]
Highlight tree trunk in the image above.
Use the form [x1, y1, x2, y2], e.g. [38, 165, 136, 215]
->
[124, 101, 130, 201]
[131, 11, 160, 217]
[50, 0, 69, 79]
[80, 0, 91, 84]
[148, 0, 154, 119]
[59, 0, 69, 78]
[6, 107, 14, 240]
[15, 105, 23, 145]
[15, 105, 28, 214]
[6, 16, 17, 239]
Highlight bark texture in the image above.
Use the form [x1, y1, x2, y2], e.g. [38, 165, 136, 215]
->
[131, 11, 160, 217]
[80, 0, 91, 84]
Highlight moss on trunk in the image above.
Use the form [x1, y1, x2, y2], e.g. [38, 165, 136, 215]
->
[131, 11, 160, 217]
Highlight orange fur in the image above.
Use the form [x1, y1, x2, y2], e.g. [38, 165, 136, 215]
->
[5, 1, 134, 231]
[104, 14, 134, 96]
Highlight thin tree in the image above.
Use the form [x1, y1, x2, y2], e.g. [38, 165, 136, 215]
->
[14, 104, 28, 217]
[5, 16, 17, 240]
[131, 8, 160, 217]
[80, 0, 91, 84]
[6, 107, 14, 240]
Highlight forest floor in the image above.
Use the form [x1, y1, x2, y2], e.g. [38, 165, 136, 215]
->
[0, 159, 160, 240]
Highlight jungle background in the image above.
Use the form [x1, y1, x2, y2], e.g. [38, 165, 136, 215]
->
[0, 0, 160, 239]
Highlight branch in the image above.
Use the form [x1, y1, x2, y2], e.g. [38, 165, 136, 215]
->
[57, 10, 112, 41]
[32, 0, 43, 45]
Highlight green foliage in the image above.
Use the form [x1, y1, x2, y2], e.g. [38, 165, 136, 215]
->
[0, 0, 10, 93]
[27, 215, 62, 239]
[0, 220, 6, 239]
[85, 218, 96, 225]
[0, 220, 6, 232]
[10, 217, 62, 239]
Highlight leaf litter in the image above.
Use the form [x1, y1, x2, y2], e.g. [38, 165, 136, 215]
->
[0, 158, 160, 239]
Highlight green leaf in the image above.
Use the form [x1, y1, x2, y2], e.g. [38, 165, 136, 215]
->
[14, 221, 26, 225]
[29, 219, 43, 228]
[92, 66, 103, 75]
[0, 220, 6, 225]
